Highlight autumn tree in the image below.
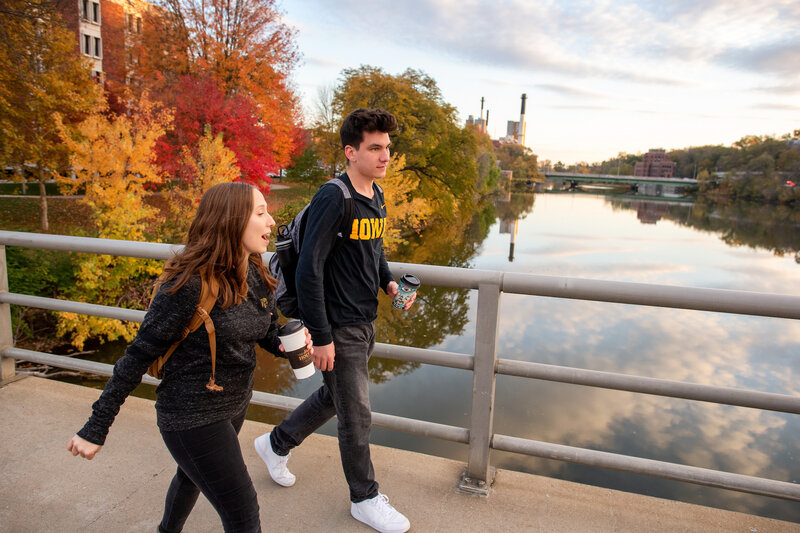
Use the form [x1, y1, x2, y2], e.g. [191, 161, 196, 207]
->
[380, 155, 434, 252]
[0, 0, 103, 230]
[139, 0, 303, 173]
[333, 66, 480, 216]
[156, 75, 283, 190]
[494, 143, 541, 185]
[54, 96, 172, 348]
[311, 85, 345, 178]
[163, 125, 240, 242]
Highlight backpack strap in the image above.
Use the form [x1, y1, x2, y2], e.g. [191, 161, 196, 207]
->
[146, 276, 221, 392]
[328, 177, 354, 254]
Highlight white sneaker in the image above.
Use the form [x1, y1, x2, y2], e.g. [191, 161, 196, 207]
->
[350, 493, 410, 533]
[254, 432, 295, 487]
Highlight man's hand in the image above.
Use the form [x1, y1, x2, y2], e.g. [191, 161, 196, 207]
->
[67, 434, 102, 460]
[387, 281, 417, 309]
[313, 342, 335, 371]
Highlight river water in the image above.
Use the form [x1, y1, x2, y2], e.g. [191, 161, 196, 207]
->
[87, 190, 800, 522]
[260, 191, 800, 522]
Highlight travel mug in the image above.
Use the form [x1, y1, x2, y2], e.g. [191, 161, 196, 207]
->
[392, 274, 420, 310]
[278, 320, 314, 379]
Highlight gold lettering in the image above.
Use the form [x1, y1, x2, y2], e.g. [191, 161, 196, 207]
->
[359, 219, 370, 240]
[350, 219, 359, 240]
[369, 218, 378, 239]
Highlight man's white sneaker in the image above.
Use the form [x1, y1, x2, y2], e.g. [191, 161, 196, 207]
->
[254, 432, 295, 487]
[350, 493, 410, 533]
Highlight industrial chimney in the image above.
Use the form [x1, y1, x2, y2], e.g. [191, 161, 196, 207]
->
[519, 93, 527, 145]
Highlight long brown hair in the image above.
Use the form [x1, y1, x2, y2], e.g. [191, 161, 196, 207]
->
[158, 182, 276, 307]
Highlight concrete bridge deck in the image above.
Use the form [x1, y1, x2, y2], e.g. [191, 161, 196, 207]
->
[1, 377, 796, 532]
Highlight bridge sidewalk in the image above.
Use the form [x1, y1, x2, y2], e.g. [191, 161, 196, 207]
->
[0, 377, 795, 532]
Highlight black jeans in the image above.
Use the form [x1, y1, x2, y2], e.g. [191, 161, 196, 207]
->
[159, 403, 260, 533]
[271, 323, 379, 502]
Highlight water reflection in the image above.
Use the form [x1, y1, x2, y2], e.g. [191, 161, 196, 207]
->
[607, 195, 800, 259]
[368, 191, 800, 522]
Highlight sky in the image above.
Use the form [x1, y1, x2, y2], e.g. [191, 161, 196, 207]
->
[281, 0, 800, 166]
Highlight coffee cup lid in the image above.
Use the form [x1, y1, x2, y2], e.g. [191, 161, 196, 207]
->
[279, 319, 304, 336]
[400, 274, 420, 288]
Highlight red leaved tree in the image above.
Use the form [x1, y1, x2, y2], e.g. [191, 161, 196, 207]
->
[156, 75, 292, 191]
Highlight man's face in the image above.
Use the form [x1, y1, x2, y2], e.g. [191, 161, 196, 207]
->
[346, 131, 391, 180]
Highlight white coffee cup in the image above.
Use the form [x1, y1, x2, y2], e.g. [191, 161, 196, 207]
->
[278, 320, 314, 379]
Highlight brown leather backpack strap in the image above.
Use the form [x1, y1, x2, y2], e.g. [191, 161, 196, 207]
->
[146, 275, 220, 381]
[201, 276, 222, 391]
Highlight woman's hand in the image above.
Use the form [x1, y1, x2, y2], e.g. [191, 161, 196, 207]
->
[67, 434, 102, 460]
[277, 328, 314, 357]
[303, 327, 314, 356]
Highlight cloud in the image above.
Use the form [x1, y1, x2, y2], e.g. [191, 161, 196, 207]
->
[749, 102, 800, 112]
[750, 82, 800, 95]
[303, 56, 344, 70]
[715, 39, 800, 77]
[534, 84, 606, 100]
[313, 0, 800, 87]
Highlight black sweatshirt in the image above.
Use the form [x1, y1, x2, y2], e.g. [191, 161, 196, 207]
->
[296, 173, 394, 346]
[77, 261, 282, 445]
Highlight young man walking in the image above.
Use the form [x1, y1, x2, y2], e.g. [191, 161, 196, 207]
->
[254, 108, 415, 533]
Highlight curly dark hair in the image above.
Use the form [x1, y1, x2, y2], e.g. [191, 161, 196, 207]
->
[339, 108, 398, 150]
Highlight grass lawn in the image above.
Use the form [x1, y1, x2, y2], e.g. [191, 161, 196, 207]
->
[0, 197, 94, 234]
[0, 182, 311, 237]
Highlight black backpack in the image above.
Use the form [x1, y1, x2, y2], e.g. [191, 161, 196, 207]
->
[269, 177, 354, 318]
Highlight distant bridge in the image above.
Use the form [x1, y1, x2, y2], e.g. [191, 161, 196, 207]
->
[544, 171, 698, 188]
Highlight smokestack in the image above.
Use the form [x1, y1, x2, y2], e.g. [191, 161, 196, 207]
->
[480, 96, 485, 120]
[519, 93, 527, 145]
[485, 109, 489, 130]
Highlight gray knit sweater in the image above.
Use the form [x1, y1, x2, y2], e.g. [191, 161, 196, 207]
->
[78, 261, 282, 445]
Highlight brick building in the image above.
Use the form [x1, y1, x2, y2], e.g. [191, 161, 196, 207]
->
[58, 0, 151, 86]
[634, 149, 676, 178]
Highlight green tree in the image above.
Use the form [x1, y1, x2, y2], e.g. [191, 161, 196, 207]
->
[284, 146, 327, 192]
[333, 66, 480, 216]
[0, 0, 103, 230]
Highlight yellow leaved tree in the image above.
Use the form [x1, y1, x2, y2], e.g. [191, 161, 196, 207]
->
[54, 95, 173, 349]
[163, 125, 240, 243]
[381, 154, 433, 253]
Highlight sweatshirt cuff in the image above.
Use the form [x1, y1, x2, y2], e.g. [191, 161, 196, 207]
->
[381, 278, 395, 294]
[310, 328, 333, 347]
[77, 424, 107, 446]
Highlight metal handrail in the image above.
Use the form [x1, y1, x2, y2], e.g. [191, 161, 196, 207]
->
[1, 230, 799, 503]
[3, 291, 798, 414]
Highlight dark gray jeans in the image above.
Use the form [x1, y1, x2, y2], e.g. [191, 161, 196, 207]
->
[270, 323, 378, 503]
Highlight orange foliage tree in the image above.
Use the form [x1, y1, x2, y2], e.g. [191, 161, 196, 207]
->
[135, 0, 303, 182]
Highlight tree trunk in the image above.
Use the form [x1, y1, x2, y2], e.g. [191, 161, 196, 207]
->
[38, 177, 49, 231]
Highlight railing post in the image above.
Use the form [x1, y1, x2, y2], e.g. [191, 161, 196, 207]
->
[0, 245, 14, 380]
[459, 275, 502, 495]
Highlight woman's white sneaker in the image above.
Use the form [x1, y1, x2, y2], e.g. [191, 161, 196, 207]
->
[350, 493, 410, 533]
[254, 433, 295, 487]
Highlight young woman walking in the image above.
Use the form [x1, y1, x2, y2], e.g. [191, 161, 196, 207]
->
[67, 182, 311, 532]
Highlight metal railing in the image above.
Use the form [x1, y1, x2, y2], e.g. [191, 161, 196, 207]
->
[1, 230, 799, 502]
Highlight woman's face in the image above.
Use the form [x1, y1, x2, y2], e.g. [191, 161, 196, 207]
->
[242, 188, 275, 256]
